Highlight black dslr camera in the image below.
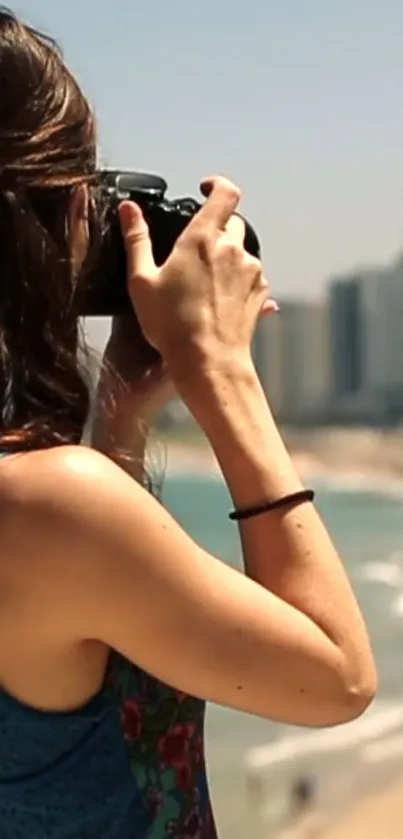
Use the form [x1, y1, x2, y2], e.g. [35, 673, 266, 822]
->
[83, 171, 261, 317]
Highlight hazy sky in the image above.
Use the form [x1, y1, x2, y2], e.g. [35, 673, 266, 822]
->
[14, 0, 403, 326]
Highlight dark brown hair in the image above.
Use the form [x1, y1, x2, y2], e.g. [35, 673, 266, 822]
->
[0, 7, 96, 452]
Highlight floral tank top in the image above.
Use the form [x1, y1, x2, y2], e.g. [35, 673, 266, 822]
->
[0, 651, 218, 838]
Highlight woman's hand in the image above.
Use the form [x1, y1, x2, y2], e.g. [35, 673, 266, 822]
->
[75, 177, 376, 727]
[102, 316, 175, 422]
[91, 317, 175, 482]
[94, 174, 275, 477]
[119, 175, 277, 389]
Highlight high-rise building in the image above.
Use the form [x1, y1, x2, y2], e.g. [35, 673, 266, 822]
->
[253, 300, 329, 422]
[328, 275, 363, 400]
[359, 258, 403, 412]
[279, 301, 329, 420]
[327, 257, 403, 421]
[253, 314, 285, 417]
[386, 257, 403, 395]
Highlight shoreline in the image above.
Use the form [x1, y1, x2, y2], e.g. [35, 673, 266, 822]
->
[272, 771, 403, 839]
[161, 435, 403, 491]
[160, 429, 403, 839]
[319, 772, 403, 839]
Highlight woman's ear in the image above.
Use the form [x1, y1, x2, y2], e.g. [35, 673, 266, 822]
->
[68, 184, 89, 274]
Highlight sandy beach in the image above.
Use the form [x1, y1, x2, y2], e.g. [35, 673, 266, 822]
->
[319, 775, 403, 839]
[162, 426, 403, 487]
[162, 437, 321, 481]
[162, 427, 403, 839]
[276, 777, 403, 839]
[161, 416, 403, 486]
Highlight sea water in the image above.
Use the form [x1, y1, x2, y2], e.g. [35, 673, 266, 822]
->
[162, 469, 403, 839]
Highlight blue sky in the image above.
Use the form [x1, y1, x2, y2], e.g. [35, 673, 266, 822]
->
[14, 0, 403, 305]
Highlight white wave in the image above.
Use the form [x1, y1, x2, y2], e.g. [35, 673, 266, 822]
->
[244, 701, 403, 772]
[359, 559, 403, 588]
[311, 471, 403, 499]
[361, 732, 403, 764]
[165, 463, 222, 482]
[391, 593, 403, 617]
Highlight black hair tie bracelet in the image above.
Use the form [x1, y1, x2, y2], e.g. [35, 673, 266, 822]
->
[229, 489, 315, 521]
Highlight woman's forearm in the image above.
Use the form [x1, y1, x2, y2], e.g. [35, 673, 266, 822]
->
[90, 367, 149, 484]
[90, 318, 169, 484]
[180, 359, 376, 695]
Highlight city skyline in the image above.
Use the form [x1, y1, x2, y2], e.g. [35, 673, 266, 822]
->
[16, 1, 403, 289]
[14, 0, 403, 349]
[254, 249, 403, 426]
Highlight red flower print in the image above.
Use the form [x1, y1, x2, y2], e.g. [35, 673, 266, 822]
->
[122, 700, 142, 741]
[193, 734, 204, 767]
[204, 806, 218, 839]
[184, 807, 201, 837]
[159, 724, 195, 768]
[176, 762, 192, 790]
[145, 785, 163, 816]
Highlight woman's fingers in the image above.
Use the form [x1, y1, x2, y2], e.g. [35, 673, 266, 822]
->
[225, 214, 245, 245]
[197, 176, 241, 232]
[119, 201, 156, 282]
[260, 297, 280, 316]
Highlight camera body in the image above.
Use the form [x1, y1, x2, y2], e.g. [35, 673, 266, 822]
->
[83, 171, 261, 317]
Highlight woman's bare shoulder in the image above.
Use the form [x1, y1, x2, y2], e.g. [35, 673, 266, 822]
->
[0, 445, 137, 549]
[0, 445, 123, 502]
[0, 444, 147, 586]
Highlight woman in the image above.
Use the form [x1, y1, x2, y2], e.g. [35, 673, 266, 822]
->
[0, 9, 376, 839]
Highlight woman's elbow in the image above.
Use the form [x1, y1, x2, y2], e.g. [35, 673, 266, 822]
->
[322, 658, 378, 727]
[339, 668, 378, 723]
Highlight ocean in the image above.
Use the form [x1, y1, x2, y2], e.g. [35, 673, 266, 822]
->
[161, 468, 403, 839]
